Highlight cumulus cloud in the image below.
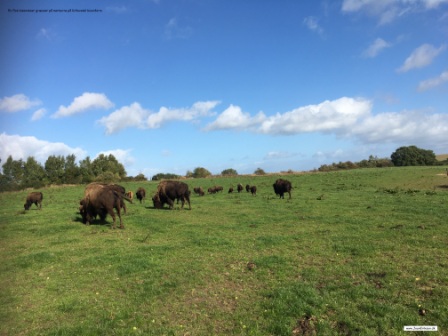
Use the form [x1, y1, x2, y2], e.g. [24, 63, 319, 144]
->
[204, 97, 447, 149]
[205, 97, 371, 135]
[147, 101, 219, 128]
[350, 110, 448, 146]
[204, 104, 266, 131]
[97, 102, 148, 134]
[97, 100, 220, 134]
[362, 38, 391, 58]
[0, 94, 41, 113]
[417, 70, 448, 91]
[52, 92, 114, 118]
[0, 133, 87, 164]
[258, 97, 372, 135]
[397, 44, 446, 73]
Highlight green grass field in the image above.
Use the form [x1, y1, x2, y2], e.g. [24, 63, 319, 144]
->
[1, 166, 447, 335]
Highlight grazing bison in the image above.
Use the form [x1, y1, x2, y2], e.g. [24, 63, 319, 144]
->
[194, 187, 205, 196]
[85, 183, 131, 213]
[136, 187, 146, 203]
[237, 184, 244, 193]
[228, 187, 234, 193]
[80, 187, 124, 229]
[273, 179, 292, 199]
[152, 181, 191, 210]
[24, 192, 43, 210]
[250, 185, 257, 196]
[246, 184, 250, 192]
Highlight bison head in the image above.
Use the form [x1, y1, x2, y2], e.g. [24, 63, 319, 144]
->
[152, 193, 163, 209]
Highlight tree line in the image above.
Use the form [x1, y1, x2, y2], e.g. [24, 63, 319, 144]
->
[318, 146, 444, 172]
[1, 145, 445, 191]
[0, 154, 147, 192]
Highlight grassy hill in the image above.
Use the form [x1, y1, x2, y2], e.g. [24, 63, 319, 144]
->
[1, 166, 447, 335]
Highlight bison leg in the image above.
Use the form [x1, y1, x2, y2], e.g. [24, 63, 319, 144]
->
[166, 197, 174, 209]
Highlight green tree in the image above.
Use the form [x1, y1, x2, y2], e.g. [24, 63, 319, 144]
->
[191, 167, 211, 178]
[1, 155, 24, 188]
[134, 173, 148, 181]
[221, 168, 238, 176]
[79, 156, 95, 183]
[254, 167, 266, 175]
[65, 154, 81, 184]
[22, 157, 47, 188]
[91, 154, 127, 179]
[95, 171, 120, 183]
[45, 155, 66, 184]
[391, 146, 436, 166]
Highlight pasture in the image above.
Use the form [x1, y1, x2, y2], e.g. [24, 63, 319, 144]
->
[1, 167, 447, 335]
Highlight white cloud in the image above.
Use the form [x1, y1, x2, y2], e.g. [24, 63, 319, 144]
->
[0, 133, 87, 164]
[350, 110, 448, 146]
[97, 101, 220, 134]
[52, 92, 114, 118]
[397, 44, 446, 73]
[31, 108, 47, 121]
[97, 102, 148, 135]
[96, 149, 135, 167]
[147, 101, 219, 128]
[258, 97, 372, 135]
[303, 16, 324, 37]
[204, 104, 266, 131]
[0, 94, 41, 113]
[205, 97, 447, 149]
[362, 38, 391, 58]
[417, 70, 448, 91]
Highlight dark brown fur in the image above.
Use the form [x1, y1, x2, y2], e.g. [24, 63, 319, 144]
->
[24, 192, 43, 210]
[152, 181, 191, 210]
[80, 187, 124, 229]
[273, 179, 292, 199]
[136, 187, 146, 203]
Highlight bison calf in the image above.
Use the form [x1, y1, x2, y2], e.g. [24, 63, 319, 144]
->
[24, 192, 43, 210]
[136, 187, 146, 203]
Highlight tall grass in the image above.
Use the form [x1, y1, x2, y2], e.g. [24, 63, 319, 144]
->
[1, 166, 447, 335]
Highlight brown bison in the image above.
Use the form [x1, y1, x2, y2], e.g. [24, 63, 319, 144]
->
[208, 185, 223, 194]
[152, 181, 191, 210]
[80, 186, 124, 229]
[250, 185, 257, 196]
[193, 187, 205, 196]
[228, 187, 234, 193]
[136, 187, 146, 203]
[237, 183, 244, 193]
[85, 183, 131, 213]
[273, 179, 292, 199]
[24, 192, 43, 210]
[246, 184, 250, 192]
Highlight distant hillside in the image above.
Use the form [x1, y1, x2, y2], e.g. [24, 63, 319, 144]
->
[436, 154, 448, 161]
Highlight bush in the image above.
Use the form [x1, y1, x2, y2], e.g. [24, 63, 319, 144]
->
[391, 146, 436, 166]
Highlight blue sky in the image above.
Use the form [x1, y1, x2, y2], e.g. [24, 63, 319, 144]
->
[1, 0, 447, 177]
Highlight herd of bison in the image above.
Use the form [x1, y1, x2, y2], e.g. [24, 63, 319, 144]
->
[23, 178, 292, 229]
